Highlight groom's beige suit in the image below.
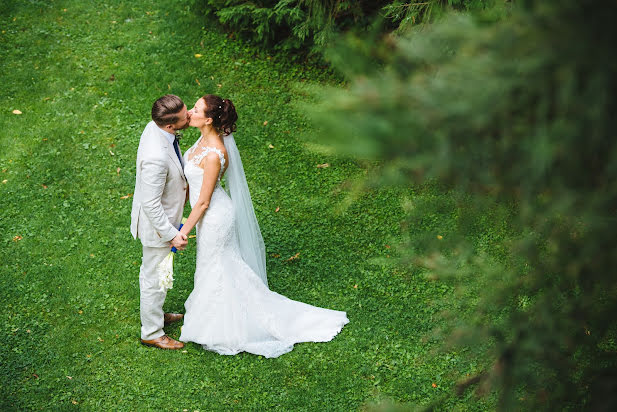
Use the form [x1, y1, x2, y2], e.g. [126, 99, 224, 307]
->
[131, 121, 187, 340]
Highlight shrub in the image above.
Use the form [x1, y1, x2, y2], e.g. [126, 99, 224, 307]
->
[196, 0, 490, 53]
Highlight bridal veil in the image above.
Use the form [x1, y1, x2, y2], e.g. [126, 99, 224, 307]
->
[223, 134, 268, 286]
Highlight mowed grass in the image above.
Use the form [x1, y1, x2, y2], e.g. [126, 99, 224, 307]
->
[0, 0, 496, 410]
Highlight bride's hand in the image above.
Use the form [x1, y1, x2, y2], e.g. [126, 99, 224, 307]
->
[171, 232, 188, 250]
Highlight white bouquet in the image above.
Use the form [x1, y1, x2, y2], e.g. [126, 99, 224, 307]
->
[156, 218, 186, 292]
[157, 252, 175, 292]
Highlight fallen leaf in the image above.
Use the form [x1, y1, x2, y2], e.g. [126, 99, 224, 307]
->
[286, 252, 300, 262]
[385, 245, 390, 249]
[109, 150, 114, 156]
[116, 167, 121, 175]
[78, 310, 83, 314]
[120, 193, 133, 199]
[12, 109, 22, 115]
[432, 383, 437, 388]
[32, 373, 39, 379]
[12, 235, 22, 242]
[316, 163, 329, 168]
[194, 53, 202, 58]
[42, 184, 48, 189]
[71, 400, 78, 405]
[353, 284, 358, 289]
[195, 78, 200, 85]
[217, 84, 222, 88]
[97, 337, 104, 342]
[268, 144, 274, 149]
[275, 206, 280, 212]
[263, 121, 268, 126]
[271, 253, 281, 258]
[108, 74, 115, 81]
[437, 235, 443, 240]
[67, 376, 73, 380]
[2, 179, 7, 184]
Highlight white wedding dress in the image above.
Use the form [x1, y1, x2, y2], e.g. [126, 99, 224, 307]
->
[179, 137, 349, 358]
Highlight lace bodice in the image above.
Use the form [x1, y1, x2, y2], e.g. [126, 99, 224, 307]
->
[185, 143, 226, 181]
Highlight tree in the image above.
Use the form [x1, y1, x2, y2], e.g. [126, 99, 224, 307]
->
[309, 0, 617, 409]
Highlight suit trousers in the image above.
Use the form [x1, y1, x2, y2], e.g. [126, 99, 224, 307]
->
[139, 245, 171, 340]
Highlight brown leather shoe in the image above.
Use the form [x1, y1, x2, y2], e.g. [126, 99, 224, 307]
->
[140, 334, 184, 350]
[164, 312, 184, 325]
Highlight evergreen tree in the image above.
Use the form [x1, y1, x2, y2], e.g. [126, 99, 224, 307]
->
[196, 0, 486, 52]
[309, 0, 617, 409]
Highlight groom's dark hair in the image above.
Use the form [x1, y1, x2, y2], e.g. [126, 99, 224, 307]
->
[152, 94, 185, 126]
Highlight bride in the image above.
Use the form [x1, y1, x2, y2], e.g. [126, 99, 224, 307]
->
[178, 94, 349, 358]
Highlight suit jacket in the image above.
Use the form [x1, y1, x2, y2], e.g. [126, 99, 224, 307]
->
[130, 121, 187, 247]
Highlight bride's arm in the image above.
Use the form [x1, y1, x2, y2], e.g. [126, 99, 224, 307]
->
[179, 152, 221, 236]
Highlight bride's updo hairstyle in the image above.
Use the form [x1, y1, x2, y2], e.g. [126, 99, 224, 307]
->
[203, 94, 237, 136]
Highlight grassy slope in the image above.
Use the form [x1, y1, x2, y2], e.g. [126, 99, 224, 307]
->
[0, 0, 494, 410]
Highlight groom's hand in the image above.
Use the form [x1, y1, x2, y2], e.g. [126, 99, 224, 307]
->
[171, 232, 188, 251]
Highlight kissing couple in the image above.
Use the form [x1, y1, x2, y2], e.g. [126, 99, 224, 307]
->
[130, 94, 349, 357]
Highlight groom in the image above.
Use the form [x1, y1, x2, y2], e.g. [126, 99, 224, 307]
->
[130, 94, 190, 350]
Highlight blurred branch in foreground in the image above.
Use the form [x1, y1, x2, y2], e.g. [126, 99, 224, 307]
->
[306, 0, 617, 409]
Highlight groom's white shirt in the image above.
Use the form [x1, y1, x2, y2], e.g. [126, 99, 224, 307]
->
[130, 121, 187, 247]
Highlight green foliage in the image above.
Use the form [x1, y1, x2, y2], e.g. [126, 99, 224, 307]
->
[202, 0, 307, 50]
[196, 0, 492, 53]
[383, 0, 490, 33]
[308, 0, 617, 409]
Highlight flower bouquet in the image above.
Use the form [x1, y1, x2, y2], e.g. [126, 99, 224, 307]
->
[157, 218, 187, 292]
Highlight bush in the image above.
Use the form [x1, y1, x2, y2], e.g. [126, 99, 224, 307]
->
[307, 0, 617, 409]
[195, 0, 490, 53]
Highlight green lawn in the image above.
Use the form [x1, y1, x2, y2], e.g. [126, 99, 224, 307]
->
[0, 0, 495, 410]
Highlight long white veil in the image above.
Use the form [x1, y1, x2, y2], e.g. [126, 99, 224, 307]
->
[223, 134, 268, 286]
